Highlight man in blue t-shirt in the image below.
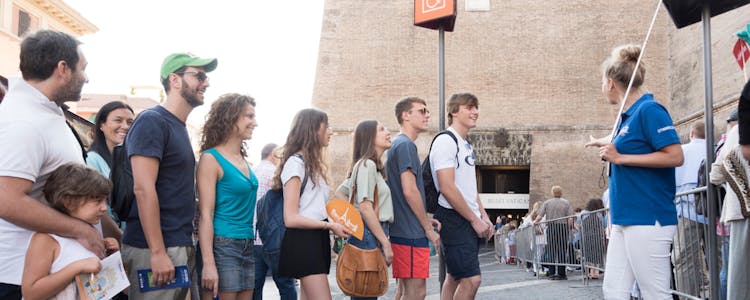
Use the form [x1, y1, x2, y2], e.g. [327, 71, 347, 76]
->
[121, 53, 217, 299]
[386, 97, 441, 299]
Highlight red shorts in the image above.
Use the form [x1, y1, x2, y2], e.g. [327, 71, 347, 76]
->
[391, 238, 430, 279]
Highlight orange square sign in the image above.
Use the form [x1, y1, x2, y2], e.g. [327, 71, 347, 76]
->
[414, 0, 456, 30]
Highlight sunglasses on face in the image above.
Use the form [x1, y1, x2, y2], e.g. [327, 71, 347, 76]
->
[175, 71, 208, 82]
[411, 107, 430, 115]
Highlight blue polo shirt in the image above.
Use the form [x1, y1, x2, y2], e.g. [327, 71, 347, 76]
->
[609, 94, 680, 226]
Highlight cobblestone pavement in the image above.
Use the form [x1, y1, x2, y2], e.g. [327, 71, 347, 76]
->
[260, 244, 604, 299]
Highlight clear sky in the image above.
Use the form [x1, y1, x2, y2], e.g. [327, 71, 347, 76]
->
[65, 0, 325, 165]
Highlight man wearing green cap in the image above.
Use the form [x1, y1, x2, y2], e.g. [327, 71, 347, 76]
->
[121, 53, 217, 299]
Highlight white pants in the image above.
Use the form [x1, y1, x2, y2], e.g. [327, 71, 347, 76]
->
[602, 223, 676, 300]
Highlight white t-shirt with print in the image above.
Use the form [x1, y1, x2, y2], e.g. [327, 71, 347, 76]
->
[280, 155, 329, 221]
[429, 127, 480, 218]
[0, 80, 84, 285]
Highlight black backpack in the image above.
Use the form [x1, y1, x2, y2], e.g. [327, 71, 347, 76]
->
[109, 139, 134, 222]
[422, 130, 458, 214]
[695, 158, 725, 217]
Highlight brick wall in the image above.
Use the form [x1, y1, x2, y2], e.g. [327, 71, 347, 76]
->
[313, 0, 750, 209]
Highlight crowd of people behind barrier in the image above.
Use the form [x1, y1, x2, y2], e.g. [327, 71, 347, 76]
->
[495, 198, 608, 281]
[494, 184, 739, 300]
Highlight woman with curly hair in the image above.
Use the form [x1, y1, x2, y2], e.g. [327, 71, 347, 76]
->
[274, 108, 350, 299]
[196, 93, 258, 300]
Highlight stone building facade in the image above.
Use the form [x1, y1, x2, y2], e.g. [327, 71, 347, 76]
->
[0, 0, 97, 77]
[312, 0, 750, 210]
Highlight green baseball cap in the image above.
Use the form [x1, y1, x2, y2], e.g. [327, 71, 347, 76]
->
[160, 53, 218, 80]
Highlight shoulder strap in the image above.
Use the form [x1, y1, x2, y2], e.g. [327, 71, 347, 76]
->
[293, 153, 308, 197]
[348, 160, 380, 215]
[348, 160, 362, 205]
[204, 148, 236, 171]
[374, 184, 379, 215]
[427, 130, 460, 168]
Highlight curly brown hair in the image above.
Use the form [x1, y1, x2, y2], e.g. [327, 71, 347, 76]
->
[200, 93, 256, 157]
[272, 108, 330, 189]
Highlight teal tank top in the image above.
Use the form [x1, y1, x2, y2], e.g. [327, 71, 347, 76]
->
[204, 148, 258, 239]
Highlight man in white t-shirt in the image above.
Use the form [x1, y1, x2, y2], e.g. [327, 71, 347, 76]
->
[0, 30, 102, 299]
[430, 93, 493, 300]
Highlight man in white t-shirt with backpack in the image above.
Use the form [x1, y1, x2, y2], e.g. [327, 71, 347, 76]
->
[430, 93, 493, 300]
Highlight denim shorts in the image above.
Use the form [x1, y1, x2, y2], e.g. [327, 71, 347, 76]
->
[198, 236, 255, 292]
[348, 222, 389, 250]
[346, 222, 389, 300]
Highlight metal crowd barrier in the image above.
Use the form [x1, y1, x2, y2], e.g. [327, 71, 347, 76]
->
[578, 208, 608, 281]
[492, 186, 723, 300]
[494, 227, 516, 264]
[494, 231, 506, 263]
[671, 185, 722, 300]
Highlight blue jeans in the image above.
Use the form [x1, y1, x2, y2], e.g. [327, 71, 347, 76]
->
[253, 245, 297, 300]
[347, 222, 389, 300]
[720, 235, 729, 300]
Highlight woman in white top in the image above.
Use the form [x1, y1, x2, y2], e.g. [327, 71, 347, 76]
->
[274, 108, 350, 300]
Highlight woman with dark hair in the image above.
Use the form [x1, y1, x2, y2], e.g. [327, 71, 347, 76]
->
[86, 101, 135, 176]
[86, 100, 134, 237]
[580, 198, 606, 280]
[274, 108, 350, 299]
[196, 93, 258, 300]
[336, 119, 395, 299]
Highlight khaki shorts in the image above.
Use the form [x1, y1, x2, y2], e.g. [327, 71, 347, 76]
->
[121, 244, 195, 300]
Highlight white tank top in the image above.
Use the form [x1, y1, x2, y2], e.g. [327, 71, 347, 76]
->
[48, 234, 97, 300]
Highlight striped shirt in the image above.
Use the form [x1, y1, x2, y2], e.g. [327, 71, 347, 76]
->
[253, 159, 277, 245]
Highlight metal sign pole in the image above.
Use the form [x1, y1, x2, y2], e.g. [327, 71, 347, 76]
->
[437, 24, 447, 291]
[701, 4, 720, 300]
[439, 24, 446, 131]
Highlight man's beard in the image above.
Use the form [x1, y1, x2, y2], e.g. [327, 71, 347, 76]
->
[53, 76, 84, 106]
[181, 79, 204, 108]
